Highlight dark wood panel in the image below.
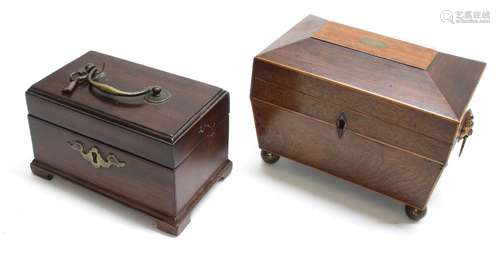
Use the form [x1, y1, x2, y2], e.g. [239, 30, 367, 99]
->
[251, 98, 442, 209]
[173, 93, 229, 168]
[28, 115, 177, 216]
[26, 90, 229, 169]
[28, 115, 232, 235]
[27, 92, 174, 167]
[175, 116, 229, 213]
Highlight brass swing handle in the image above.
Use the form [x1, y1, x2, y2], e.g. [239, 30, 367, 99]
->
[62, 63, 169, 104]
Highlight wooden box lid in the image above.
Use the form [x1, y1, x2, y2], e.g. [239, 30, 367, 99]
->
[255, 15, 485, 144]
[26, 51, 229, 168]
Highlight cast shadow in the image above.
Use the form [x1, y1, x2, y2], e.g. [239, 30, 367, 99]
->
[256, 156, 413, 224]
[19, 166, 172, 236]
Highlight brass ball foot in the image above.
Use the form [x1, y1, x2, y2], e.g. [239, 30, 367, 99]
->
[405, 205, 427, 221]
[260, 150, 280, 164]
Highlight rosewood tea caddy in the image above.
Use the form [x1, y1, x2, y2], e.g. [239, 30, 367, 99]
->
[26, 51, 232, 235]
[250, 15, 485, 220]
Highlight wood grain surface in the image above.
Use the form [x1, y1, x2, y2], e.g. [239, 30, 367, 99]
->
[28, 114, 231, 236]
[251, 98, 441, 209]
[251, 15, 485, 210]
[313, 21, 437, 69]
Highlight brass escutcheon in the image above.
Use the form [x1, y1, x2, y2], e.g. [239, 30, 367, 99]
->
[359, 36, 388, 49]
[68, 141, 125, 169]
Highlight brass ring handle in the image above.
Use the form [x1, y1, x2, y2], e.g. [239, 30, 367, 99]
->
[458, 109, 474, 157]
[62, 63, 170, 104]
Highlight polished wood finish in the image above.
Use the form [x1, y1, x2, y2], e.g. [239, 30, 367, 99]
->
[251, 15, 485, 211]
[31, 51, 220, 141]
[27, 51, 228, 168]
[30, 158, 232, 236]
[252, 99, 441, 208]
[257, 38, 459, 125]
[427, 52, 486, 120]
[251, 76, 451, 163]
[313, 21, 437, 69]
[259, 15, 327, 55]
[27, 51, 231, 235]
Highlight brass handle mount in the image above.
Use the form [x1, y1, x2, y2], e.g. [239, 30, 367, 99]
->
[458, 109, 474, 157]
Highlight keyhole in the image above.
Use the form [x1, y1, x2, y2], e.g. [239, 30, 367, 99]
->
[336, 113, 347, 139]
[337, 119, 346, 130]
[92, 152, 98, 164]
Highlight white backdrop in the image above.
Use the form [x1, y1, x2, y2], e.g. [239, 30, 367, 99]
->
[1, 0, 498, 262]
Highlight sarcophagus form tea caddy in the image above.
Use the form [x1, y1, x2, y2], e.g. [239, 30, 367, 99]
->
[250, 15, 485, 220]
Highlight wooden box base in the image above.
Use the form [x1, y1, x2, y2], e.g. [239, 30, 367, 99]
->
[30, 159, 232, 236]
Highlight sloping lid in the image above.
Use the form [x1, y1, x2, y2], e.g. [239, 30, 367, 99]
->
[312, 21, 437, 69]
[257, 15, 486, 124]
[29, 51, 224, 143]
